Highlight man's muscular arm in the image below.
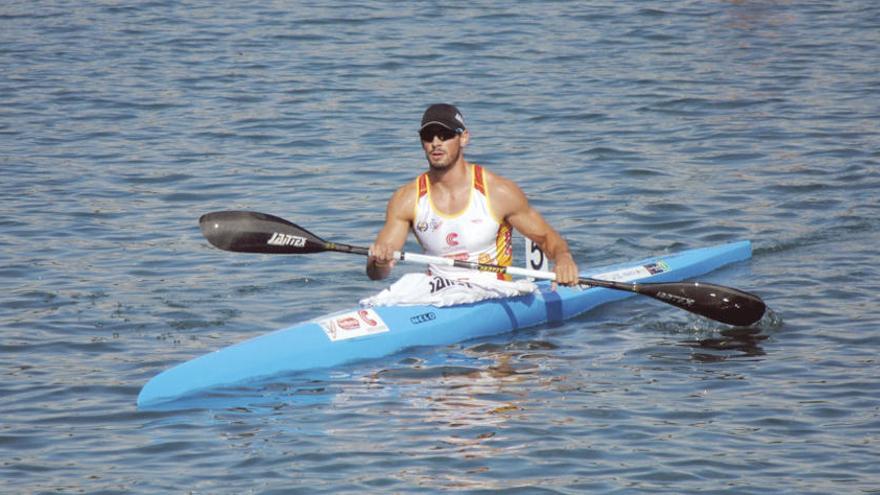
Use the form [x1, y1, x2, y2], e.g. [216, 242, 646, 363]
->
[367, 183, 415, 280]
[488, 173, 579, 286]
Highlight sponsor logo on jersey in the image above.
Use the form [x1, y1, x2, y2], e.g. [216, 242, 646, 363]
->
[443, 252, 469, 262]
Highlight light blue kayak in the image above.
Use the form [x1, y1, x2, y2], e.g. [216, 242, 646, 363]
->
[137, 240, 752, 407]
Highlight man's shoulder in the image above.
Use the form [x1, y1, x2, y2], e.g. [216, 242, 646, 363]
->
[482, 167, 524, 198]
[386, 179, 418, 220]
[480, 166, 528, 218]
[389, 179, 417, 200]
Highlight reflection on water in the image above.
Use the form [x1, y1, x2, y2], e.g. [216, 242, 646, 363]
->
[680, 327, 768, 362]
[679, 307, 783, 362]
[358, 340, 559, 457]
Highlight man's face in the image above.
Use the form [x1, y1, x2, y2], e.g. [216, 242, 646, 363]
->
[420, 125, 468, 170]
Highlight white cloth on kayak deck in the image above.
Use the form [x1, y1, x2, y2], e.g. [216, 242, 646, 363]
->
[360, 272, 537, 308]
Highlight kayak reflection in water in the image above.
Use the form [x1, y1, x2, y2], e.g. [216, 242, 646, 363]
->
[365, 103, 578, 306]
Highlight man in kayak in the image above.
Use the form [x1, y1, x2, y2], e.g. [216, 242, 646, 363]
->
[363, 104, 578, 306]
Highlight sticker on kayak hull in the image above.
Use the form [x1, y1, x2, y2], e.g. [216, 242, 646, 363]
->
[591, 260, 670, 282]
[318, 309, 390, 342]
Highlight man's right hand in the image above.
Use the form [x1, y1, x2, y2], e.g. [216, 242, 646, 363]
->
[366, 243, 397, 280]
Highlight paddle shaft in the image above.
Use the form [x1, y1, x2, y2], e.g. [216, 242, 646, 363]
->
[200, 211, 767, 326]
[331, 243, 646, 291]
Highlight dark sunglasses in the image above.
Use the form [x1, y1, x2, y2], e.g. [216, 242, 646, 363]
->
[419, 126, 460, 142]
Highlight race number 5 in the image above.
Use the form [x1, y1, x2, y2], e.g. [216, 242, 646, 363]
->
[525, 238, 548, 277]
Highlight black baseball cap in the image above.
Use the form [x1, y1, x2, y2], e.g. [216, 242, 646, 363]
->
[420, 103, 466, 132]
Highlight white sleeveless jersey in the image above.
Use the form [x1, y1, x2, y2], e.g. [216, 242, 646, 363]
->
[412, 164, 513, 280]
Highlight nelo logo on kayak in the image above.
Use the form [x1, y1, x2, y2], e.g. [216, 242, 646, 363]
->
[267, 232, 307, 247]
[410, 312, 437, 325]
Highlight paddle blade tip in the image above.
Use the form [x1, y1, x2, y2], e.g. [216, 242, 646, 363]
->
[197, 210, 330, 254]
[703, 288, 767, 327]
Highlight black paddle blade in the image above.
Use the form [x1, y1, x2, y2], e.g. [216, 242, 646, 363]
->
[199, 211, 328, 254]
[636, 281, 767, 326]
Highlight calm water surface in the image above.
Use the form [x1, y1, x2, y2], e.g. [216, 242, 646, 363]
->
[2, 1, 879, 493]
